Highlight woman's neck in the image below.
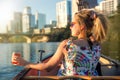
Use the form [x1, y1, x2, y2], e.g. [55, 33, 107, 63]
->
[78, 33, 87, 40]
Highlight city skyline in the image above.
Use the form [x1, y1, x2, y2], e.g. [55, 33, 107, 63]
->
[0, 0, 63, 33]
[0, 0, 101, 33]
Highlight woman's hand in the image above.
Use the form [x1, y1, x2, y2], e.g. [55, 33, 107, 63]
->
[17, 57, 28, 66]
[12, 55, 29, 67]
[60, 39, 69, 54]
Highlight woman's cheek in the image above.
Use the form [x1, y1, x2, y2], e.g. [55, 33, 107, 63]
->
[72, 31, 77, 37]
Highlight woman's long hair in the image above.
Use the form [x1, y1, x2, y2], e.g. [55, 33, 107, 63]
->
[74, 9, 108, 42]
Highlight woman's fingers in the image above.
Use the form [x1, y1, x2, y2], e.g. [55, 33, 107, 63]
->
[12, 54, 28, 66]
[13, 56, 24, 66]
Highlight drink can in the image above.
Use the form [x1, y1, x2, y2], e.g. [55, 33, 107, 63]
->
[11, 52, 21, 65]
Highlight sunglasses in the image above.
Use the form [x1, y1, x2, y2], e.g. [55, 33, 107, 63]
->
[70, 22, 76, 28]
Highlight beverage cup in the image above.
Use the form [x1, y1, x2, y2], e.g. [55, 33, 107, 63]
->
[11, 52, 21, 65]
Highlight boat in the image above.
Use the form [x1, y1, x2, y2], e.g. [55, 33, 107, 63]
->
[13, 50, 120, 80]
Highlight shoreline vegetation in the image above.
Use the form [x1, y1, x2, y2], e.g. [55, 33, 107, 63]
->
[0, 23, 71, 43]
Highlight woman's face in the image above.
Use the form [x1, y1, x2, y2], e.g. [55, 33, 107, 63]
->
[70, 18, 81, 37]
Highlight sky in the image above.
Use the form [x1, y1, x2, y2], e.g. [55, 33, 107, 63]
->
[0, 0, 102, 33]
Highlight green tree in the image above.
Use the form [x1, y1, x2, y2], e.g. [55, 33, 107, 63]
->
[48, 23, 71, 42]
[63, 22, 71, 39]
[104, 4, 120, 61]
[9, 36, 26, 43]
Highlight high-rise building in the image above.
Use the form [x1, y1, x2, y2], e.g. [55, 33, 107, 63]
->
[35, 12, 46, 29]
[72, 0, 98, 18]
[7, 12, 22, 33]
[13, 12, 22, 33]
[22, 6, 35, 33]
[86, 0, 98, 8]
[99, 0, 118, 15]
[119, 0, 120, 3]
[7, 20, 15, 33]
[50, 20, 57, 27]
[56, 0, 71, 28]
[31, 15, 35, 28]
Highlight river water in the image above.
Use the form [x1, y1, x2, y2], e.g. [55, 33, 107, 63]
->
[0, 42, 60, 80]
[0, 42, 120, 80]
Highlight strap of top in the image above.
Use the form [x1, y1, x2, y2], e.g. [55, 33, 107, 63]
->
[66, 39, 72, 51]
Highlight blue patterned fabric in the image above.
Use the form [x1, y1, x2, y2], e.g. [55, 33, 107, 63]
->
[57, 40, 101, 76]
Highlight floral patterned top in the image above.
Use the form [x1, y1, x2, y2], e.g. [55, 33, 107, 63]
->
[57, 40, 101, 76]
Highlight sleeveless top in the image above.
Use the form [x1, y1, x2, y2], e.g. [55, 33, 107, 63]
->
[57, 39, 101, 76]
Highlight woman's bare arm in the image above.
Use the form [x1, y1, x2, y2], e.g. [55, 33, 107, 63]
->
[16, 40, 68, 71]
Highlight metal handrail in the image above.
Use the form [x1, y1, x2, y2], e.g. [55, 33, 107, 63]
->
[101, 54, 120, 67]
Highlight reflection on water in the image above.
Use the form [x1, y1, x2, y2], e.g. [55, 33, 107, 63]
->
[0, 42, 59, 80]
[0, 42, 120, 80]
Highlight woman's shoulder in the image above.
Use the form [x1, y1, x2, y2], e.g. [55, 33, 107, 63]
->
[59, 39, 69, 48]
[61, 39, 69, 44]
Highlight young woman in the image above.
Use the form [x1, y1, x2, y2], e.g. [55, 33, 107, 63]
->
[12, 9, 108, 76]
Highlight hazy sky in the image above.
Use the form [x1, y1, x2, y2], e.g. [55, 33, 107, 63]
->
[0, 0, 101, 33]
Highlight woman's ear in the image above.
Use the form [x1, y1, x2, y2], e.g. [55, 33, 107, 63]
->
[80, 25, 85, 31]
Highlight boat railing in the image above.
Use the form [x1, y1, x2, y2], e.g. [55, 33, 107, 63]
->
[101, 54, 120, 67]
[13, 68, 31, 80]
[23, 75, 120, 80]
